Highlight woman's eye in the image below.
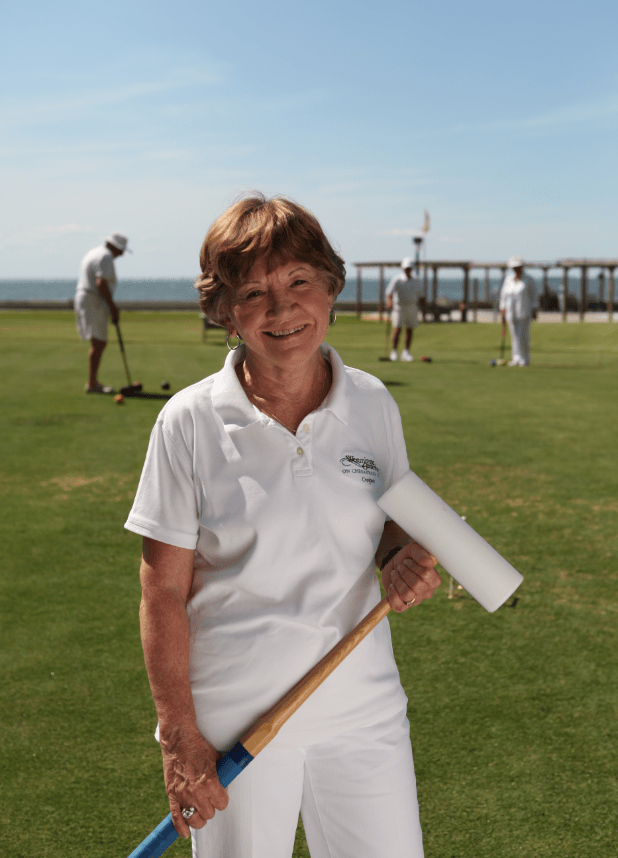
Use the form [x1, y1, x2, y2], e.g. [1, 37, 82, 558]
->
[292, 279, 307, 286]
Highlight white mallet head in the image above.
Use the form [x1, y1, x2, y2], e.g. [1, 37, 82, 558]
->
[378, 471, 523, 612]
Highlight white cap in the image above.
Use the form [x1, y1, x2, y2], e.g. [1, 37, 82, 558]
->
[507, 255, 524, 269]
[401, 257, 414, 270]
[106, 232, 130, 253]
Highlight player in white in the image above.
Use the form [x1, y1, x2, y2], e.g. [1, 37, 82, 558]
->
[74, 233, 129, 392]
[499, 256, 539, 367]
[385, 258, 426, 362]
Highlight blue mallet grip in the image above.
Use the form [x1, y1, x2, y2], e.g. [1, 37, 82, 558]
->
[126, 742, 253, 858]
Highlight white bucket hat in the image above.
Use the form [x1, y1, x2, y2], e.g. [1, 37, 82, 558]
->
[106, 232, 131, 253]
[507, 255, 524, 269]
[401, 257, 414, 270]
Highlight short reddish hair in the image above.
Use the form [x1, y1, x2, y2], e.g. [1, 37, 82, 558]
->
[195, 193, 346, 326]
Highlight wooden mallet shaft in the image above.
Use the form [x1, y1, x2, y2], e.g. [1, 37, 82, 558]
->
[241, 595, 391, 755]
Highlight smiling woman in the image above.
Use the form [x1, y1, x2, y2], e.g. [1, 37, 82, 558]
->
[125, 192, 440, 858]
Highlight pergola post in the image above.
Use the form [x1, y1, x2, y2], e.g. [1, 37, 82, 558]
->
[356, 267, 362, 318]
[579, 265, 587, 321]
[608, 267, 615, 323]
[598, 270, 605, 306]
[378, 266, 385, 322]
[461, 265, 470, 322]
[484, 268, 490, 302]
[561, 267, 568, 322]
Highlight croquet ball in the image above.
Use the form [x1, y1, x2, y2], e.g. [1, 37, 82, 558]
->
[132, 381, 141, 388]
[114, 394, 125, 404]
[497, 359, 505, 366]
[161, 381, 170, 390]
[421, 355, 433, 363]
[490, 360, 496, 366]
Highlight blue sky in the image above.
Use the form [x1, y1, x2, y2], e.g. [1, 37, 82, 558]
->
[1, 0, 617, 277]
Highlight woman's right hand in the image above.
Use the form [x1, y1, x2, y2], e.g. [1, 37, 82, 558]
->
[159, 726, 229, 838]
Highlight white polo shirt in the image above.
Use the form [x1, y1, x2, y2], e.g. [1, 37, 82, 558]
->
[75, 244, 117, 298]
[499, 273, 538, 322]
[386, 272, 422, 308]
[125, 343, 410, 750]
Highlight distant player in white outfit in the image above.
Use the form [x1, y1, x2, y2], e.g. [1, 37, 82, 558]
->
[499, 256, 539, 367]
[74, 233, 129, 393]
[386, 258, 425, 362]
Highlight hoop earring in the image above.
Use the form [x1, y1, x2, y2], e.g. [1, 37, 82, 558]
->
[329, 310, 337, 326]
[226, 333, 242, 351]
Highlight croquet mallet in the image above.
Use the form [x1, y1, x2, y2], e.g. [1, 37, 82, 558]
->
[114, 321, 142, 395]
[127, 469, 523, 858]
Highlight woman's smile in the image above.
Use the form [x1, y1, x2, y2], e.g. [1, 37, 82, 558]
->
[264, 324, 306, 338]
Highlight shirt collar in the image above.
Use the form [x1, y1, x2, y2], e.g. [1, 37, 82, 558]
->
[211, 342, 349, 429]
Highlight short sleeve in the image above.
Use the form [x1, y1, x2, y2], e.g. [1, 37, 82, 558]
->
[125, 419, 200, 549]
[94, 253, 115, 282]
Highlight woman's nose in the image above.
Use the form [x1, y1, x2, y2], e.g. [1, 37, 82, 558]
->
[267, 286, 293, 314]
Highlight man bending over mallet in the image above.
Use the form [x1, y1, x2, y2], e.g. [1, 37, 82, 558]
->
[74, 232, 129, 393]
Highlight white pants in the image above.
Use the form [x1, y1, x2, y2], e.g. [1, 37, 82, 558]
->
[191, 708, 423, 858]
[508, 318, 531, 366]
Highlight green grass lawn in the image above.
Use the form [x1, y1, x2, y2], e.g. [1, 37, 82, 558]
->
[1, 312, 617, 857]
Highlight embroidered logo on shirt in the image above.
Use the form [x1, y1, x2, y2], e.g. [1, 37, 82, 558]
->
[340, 455, 380, 484]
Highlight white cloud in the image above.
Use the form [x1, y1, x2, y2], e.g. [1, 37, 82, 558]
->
[0, 69, 222, 130]
[454, 92, 618, 134]
[43, 224, 93, 233]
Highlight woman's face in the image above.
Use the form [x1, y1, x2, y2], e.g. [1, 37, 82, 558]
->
[228, 258, 333, 369]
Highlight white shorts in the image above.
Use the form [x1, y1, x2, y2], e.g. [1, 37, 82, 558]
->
[75, 292, 110, 342]
[190, 707, 423, 858]
[391, 305, 419, 329]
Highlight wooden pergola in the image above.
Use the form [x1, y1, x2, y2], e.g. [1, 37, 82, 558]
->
[352, 259, 618, 322]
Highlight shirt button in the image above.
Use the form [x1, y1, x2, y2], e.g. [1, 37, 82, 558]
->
[302, 423, 310, 432]
[296, 447, 304, 456]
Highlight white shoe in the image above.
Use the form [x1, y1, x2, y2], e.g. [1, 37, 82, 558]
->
[401, 350, 414, 362]
[390, 350, 398, 361]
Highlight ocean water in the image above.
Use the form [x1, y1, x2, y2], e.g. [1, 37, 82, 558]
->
[0, 274, 590, 304]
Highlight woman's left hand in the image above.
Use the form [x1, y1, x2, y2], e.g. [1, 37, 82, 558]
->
[382, 543, 441, 613]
